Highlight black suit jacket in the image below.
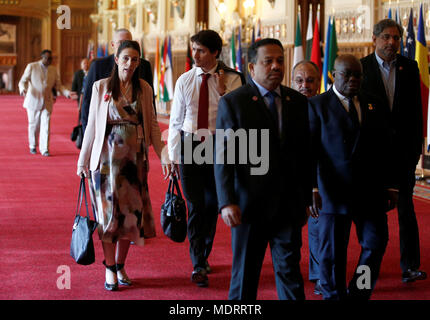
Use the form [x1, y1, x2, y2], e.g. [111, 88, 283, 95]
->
[215, 80, 312, 225]
[361, 53, 423, 167]
[71, 69, 85, 104]
[80, 54, 153, 131]
[309, 88, 397, 214]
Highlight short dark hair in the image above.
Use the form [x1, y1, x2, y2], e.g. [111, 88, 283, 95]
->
[373, 19, 403, 37]
[190, 30, 223, 58]
[41, 49, 52, 56]
[292, 60, 320, 76]
[248, 38, 284, 64]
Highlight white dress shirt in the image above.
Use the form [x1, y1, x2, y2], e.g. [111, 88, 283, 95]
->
[332, 85, 362, 124]
[168, 63, 242, 162]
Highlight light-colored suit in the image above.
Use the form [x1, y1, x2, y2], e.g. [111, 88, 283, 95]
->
[77, 78, 166, 173]
[18, 60, 69, 154]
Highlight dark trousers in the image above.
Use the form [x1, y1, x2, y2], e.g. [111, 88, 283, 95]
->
[179, 132, 218, 270]
[228, 219, 305, 300]
[398, 165, 421, 272]
[308, 216, 320, 282]
[318, 212, 388, 300]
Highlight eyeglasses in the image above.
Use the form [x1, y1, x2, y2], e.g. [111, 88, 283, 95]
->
[379, 34, 401, 41]
[335, 70, 363, 79]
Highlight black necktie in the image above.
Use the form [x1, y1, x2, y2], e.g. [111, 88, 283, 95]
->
[348, 97, 359, 128]
[265, 91, 279, 131]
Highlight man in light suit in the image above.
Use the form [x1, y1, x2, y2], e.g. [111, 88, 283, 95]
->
[81, 28, 153, 132]
[308, 54, 399, 300]
[19, 50, 74, 156]
[361, 19, 426, 283]
[215, 38, 312, 300]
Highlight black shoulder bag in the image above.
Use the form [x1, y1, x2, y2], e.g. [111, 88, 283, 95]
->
[70, 177, 98, 265]
[160, 176, 187, 243]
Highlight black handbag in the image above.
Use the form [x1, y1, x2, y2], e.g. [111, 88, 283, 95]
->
[70, 177, 98, 265]
[70, 124, 83, 149]
[160, 176, 187, 243]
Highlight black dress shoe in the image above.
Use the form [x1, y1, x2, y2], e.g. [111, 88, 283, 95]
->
[205, 261, 212, 274]
[30, 148, 36, 154]
[314, 280, 322, 295]
[191, 268, 208, 287]
[402, 269, 427, 282]
[103, 260, 119, 291]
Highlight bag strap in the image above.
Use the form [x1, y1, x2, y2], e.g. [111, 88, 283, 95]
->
[76, 177, 97, 223]
[171, 176, 183, 200]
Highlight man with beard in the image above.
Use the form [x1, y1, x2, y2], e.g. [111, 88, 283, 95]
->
[361, 19, 426, 283]
[308, 54, 398, 299]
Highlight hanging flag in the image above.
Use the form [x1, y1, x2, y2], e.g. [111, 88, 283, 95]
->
[416, 4, 429, 138]
[87, 41, 94, 60]
[185, 39, 193, 71]
[305, 4, 313, 60]
[310, 12, 322, 78]
[96, 44, 104, 58]
[251, 26, 255, 45]
[395, 6, 404, 56]
[163, 36, 174, 102]
[293, 11, 304, 68]
[159, 37, 167, 102]
[236, 26, 243, 72]
[255, 19, 262, 42]
[320, 16, 338, 93]
[153, 37, 160, 99]
[404, 8, 415, 60]
[230, 28, 236, 70]
[388, 8, 392, 19]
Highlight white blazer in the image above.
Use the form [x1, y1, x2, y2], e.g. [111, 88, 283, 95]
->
[18, 60, 69, 113]
[77, 78, 166, 172]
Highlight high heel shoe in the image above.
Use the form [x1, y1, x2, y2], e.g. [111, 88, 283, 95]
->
[103, 260, 118, 291]
[116, 263, 132, 286]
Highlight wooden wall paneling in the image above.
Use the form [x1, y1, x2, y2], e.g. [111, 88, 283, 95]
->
[337, 42, 374, 59]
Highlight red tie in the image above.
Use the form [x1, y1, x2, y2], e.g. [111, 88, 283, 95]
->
[197, 73, 210, 130]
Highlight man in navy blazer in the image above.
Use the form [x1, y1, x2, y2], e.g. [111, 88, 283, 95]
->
[308, 54, 399, 300]
[361, 19, 426, 283]
[215, 38, 312, 300]
[81, 28, 153, 132]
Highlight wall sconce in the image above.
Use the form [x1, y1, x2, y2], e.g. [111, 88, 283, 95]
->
[125, 5, 137, 28]
[90, 13, 103, 34]
[170, 0, 185, 20]
[267, 0, 275, 8]
[143, 0, 158, 23]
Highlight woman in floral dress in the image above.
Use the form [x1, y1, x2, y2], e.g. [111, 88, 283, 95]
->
[77, 40, 170, 291]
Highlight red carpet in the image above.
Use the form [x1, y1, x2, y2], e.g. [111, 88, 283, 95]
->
[0, 95, 429, 300]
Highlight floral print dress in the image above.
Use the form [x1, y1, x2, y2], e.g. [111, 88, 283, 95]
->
[89, 97, 156, 246]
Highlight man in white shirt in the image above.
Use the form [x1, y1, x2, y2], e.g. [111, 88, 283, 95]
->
[19, 50, 74, 156]
[168, 30, 244, 287]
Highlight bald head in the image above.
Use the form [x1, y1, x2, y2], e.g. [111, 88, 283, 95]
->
[333, 54, 363, 97]
[292, 61, 320, 97]
[111, 29, 133, 55]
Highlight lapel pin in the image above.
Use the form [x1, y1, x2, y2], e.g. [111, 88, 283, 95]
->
[104, 94, 111, 102]
[286, 96, 291, 101]
[252, 96, 258, 101]
[399, 66, 403, 71]
[368, 103, 374, 110]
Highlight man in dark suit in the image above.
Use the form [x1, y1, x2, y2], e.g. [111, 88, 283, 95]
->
[71, 57, 89, 106]
[361, 19, 426, 283]
[80, 28, 153, 132]
[308, 54, 399, 300]
[215, 38, 312, 300]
